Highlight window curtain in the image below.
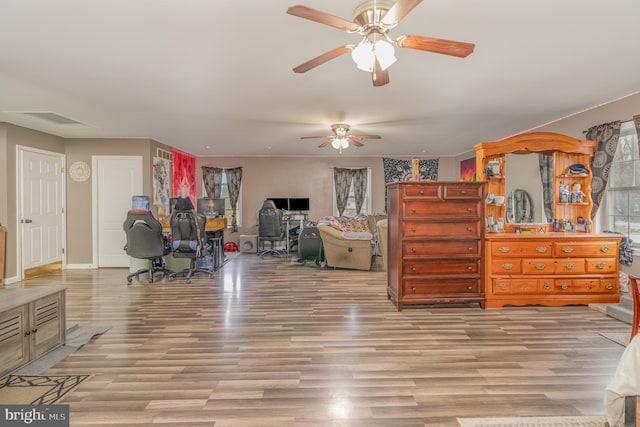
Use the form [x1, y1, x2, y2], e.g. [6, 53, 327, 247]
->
[584, 121, 621, 220]
[225, 167, 242, 232]
[382, 158, 439, 212]
[538, 154, 554, 221]
[334, 168, 353, 216]
[352, 168, 368, 215]
[634, 114, 640, 156]
[201, 167, 223, 198]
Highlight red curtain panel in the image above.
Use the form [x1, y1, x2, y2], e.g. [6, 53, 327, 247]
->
[171, 149, 196, 207]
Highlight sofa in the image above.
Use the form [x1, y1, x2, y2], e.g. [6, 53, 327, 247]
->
[318, 216, 376, 271]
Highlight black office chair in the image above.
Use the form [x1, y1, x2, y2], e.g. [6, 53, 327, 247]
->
[257, 199, 287, 257]
[123, 210, 173, 284]
[168, 203, 214, 283]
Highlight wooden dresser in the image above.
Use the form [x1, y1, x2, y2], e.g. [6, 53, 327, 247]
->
[485, 233, 621, 308]
[386, 181, 486, 311]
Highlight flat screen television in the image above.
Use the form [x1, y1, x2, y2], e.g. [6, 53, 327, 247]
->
[288, 197, 310, 212]
[197, 198, 226, 217]
[268, 198, 289, 211]
[131, 195, 150, 210]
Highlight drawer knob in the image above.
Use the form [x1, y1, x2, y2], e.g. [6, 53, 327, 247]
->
[467, 227, 473, 232]
[543, 282, 551, 290]
[467, 266, 473, 270]
[500, 283, 507, 290]
[467, 286, 473, 290]
[412, 287, 417, 293]
[502, 263, 513, 270]
[596, 263, 607, 269]
[565, 263, 576, 269]
[467, 208, 473, 212]
[499, 247, 510, 253]
[536, 247, 548, 253]
[412, 247, 417, 253]
[535, 264, 545, 270]
[24, 330, 31, 336]
[562, 247, 574, 253]
[411, 227, 417, 232]
[468, 247, 473, 252]
[605, 283, 613, 290]
[419, 190, 424, 195]
[412, 267, 416, 272]
[460, 190, 467, 195]
[600, 246, 611, 253]
[31, 328, 38, 334]
[560, 283, 568, 290]
[412, 208, 417, 213]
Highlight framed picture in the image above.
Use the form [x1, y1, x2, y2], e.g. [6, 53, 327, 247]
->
[460, 157, 476, 181]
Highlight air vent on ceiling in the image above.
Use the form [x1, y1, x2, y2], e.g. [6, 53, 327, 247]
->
[7, 111, 86, 127]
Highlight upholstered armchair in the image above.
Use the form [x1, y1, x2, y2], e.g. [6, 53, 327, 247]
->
[318, 216, 375, 271]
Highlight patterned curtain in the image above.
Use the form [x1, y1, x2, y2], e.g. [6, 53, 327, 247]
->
[202, 167, 223, 198]
[334, 168, 353, 216]
[352, 168, 368, 215]
[382, 158, 439, 212]
[634, 115, 640, 156]
[585, 121, 621, 220]
[538, 154, 554, 221]
[225, 167, 243, 232]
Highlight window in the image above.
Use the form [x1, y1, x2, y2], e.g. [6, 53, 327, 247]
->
[202, 171, 241, 227]
[333, 168, 371, 217]
[607, 121, 640, 250]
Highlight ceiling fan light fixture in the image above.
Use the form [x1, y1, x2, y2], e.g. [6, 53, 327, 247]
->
[373, 39, 397, 70]
[331, 138, 341, 149]
[351, 40, 375, 71]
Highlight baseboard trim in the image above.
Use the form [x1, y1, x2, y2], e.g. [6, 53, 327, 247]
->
[65, 264, 96, 270]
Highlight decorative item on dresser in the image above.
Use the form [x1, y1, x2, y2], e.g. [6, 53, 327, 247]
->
[386, 181, 486, 311]
[475, 132, 622, 308]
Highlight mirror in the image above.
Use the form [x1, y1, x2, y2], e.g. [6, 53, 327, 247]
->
[506, 189, 534, 223]
[504, 153, 545, 222]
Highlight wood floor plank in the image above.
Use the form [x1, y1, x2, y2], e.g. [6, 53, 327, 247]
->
[13, 254, 630, 426]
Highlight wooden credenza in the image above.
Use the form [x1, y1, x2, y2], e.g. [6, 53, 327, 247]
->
[485, 233, 621, 308]
[0, 286, 66, 377]
[386, 181, 486, 311]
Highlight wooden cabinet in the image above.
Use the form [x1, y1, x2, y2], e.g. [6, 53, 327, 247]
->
[386, 181, 485, 311]
[0, 287, 66, 377]
[485, 233, 621, 307]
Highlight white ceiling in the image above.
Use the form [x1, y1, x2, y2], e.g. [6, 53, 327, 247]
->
[1, 0, 639, 158]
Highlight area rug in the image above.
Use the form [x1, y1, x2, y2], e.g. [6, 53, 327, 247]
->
[0, 374, 90, 404]
[14, 324, 111, 375]
[599, 332, 630, 347]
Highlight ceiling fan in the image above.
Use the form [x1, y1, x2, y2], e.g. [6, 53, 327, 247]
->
[302, 123, 381, 153]
[287, 0, 475, 86]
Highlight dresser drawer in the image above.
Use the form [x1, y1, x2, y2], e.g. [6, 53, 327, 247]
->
[491, 259, 522, 274]
[522, 259, 555, 274]
[403, 221, 481, 238]
[405, 260, 479, 275]
[490, 242, 552, 257]
[403, 185, 441, 199]
[403, 240, 480, 257]
[404, 200, 480, 217]
[586, 258, 617, 274]
[442, 183, 483, 200]
[403, 278, 480, 298]
[553, 241, 618, 257]
[492, 278, 538, 294]
[555, 259, 586, 274]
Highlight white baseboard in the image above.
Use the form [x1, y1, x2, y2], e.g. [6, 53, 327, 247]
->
[65, 264, 96, 270]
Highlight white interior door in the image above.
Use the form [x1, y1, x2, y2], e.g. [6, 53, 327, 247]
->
[94, 156, 143, 267]
[19, 147, 65, 272]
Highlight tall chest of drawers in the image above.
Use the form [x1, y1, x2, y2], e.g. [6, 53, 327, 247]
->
[485, 233, 622, 308]
[386, 181, 486, 311]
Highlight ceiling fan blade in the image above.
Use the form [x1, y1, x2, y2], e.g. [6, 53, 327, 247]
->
[293, 45, 352, 73]
[287, 5, 361, 32]
[348, 137, 365, 147]
[350, 134, 381, 139]
[318, 139, 333, 148]
[381, 0, 422, 26]
[396, 34, 475, 58]
[301, 135, 331, 139]
[372, 58, 390, 87]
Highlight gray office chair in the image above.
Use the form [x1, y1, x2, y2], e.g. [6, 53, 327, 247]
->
[257, 199, 287, 257]
[168, 200, 213, 283]
[123, 210, 173, 284]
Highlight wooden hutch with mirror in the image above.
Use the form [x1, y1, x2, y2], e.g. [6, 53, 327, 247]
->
[475, 132, 622, 308]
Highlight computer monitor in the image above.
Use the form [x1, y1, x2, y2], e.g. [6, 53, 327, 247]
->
[268, 198, 289, 211]
[288, 197, 309, 212]
[197, 198, 225, 217]
[131, 195, 150, 210]
[169, 197, 180, 213]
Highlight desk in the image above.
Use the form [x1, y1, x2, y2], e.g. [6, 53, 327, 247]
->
[162, 217, 227, 269]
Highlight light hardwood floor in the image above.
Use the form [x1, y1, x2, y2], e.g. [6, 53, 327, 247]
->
[16, 254, 630, 426]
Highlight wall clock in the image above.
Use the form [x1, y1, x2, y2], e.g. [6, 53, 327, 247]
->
[69, 161, 91, 182]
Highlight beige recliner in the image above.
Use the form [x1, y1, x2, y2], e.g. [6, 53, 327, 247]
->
[376, 218, 388, 271]
[318, 218, 374, 271]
